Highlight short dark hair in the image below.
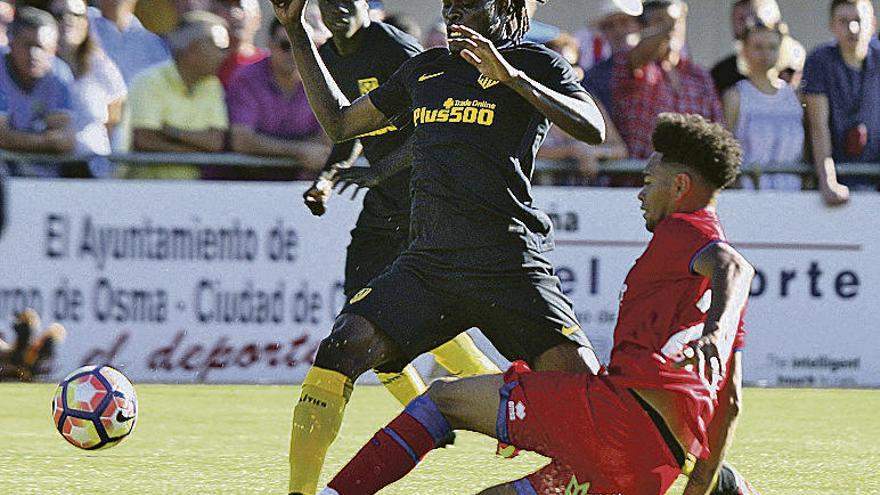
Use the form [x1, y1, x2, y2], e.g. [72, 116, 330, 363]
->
[651, 113, 742, 189]
[10, 6, 58, 38]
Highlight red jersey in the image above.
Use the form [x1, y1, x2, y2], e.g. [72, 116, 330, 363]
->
[607, 209, 746, 457]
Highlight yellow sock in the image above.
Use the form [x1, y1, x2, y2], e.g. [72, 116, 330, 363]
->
[376, 364, 426, 406]
[432, 333, 501, 377]
[288, 367, 352, 495]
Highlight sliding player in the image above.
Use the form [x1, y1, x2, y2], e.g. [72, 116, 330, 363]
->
[317, 113, 757, 495]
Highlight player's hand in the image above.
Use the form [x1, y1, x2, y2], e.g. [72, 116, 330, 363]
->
[334, 167, 370, 201]
[447, 24, 522, 83]
[674, 334, 723, 398]
[820, 180, 850, 207]
[303, 176, 333, 216]
[270, 0, 308, 27]
[336, 165, 381, 189]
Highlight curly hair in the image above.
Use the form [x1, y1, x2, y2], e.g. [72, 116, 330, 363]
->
[651, 113, 742, 189]
[496, 0, 547, 41]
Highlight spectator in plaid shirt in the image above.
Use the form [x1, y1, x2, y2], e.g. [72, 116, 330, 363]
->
[611, 0, 723, 159]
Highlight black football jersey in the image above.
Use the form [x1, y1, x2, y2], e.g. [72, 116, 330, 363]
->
[369, 41, 587, 252]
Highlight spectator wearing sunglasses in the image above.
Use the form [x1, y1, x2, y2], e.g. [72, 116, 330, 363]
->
[221, 18, 328, 179]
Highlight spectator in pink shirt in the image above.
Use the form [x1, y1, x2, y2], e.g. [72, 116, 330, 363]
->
[612, 0, 724, 159]
[222, 19, 328, 179]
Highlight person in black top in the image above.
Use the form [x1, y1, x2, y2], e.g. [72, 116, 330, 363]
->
[710, 0, 781, 94]
[275, 1, 606, 493]
[301, 0, 498, 432]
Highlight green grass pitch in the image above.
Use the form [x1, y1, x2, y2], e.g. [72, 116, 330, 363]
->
[1, 384, 879, 494]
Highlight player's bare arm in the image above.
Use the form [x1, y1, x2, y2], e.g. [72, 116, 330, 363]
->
[447, 24, 605, 145]
[271, 0, 389, 142]
[689, 242, 754, 390]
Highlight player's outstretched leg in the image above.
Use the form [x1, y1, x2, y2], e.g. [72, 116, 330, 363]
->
[319, 373, 505, 495]
[431, 332, 501, 376]
[288, 314, 402, 495]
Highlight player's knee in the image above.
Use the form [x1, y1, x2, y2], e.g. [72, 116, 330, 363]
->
[424, 377, 459, 419]
[313, 315, 377, 377]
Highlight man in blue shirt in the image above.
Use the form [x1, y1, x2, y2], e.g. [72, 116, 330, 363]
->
[88, 0, 170, 85]
[0, 7, 75, 174]
[804, 0, 880, 205]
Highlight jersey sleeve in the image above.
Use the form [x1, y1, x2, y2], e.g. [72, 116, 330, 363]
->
[368, 52, 424, 120]
[652, 216, 723, 277]
[538, 48, 588, 97]
[801, 47, 829, 96]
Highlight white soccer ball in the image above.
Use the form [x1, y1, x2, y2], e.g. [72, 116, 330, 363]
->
[51, 365, 138, 450]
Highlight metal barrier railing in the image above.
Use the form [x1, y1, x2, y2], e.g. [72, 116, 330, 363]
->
[1, 149, 879, 179]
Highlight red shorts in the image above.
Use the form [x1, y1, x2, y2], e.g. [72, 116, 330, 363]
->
[497, 362, 682, 495]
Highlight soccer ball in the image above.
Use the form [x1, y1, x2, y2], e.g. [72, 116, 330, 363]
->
[51, 365, 138, 450]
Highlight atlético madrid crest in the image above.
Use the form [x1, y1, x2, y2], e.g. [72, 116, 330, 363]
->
[477, 74, 500, 89]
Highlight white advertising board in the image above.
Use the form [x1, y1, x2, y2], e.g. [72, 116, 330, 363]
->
[0, 179, 876, 387]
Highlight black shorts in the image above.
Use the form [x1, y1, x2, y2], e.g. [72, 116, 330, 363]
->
[343, 226, 409, 298]
[341, 249, 591, 372]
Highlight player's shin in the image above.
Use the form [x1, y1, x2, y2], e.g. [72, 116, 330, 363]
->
[431, 333, 501, 376]
[376, 364, 427, 406]
[289, 367, 353, 495]
[324, 394, 453, 495]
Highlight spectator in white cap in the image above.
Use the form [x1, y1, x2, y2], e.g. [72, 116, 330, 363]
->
[581, 0, 642, 112]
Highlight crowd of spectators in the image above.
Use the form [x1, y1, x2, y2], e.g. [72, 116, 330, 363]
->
[0, 0, 877, 204]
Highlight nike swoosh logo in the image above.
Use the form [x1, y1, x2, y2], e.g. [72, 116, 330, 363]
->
[418, 72, 444, 82]
[116, 410, 135, 422]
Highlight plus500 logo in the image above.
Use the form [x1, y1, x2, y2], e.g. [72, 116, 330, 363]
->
[413, 98, 496, 127]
